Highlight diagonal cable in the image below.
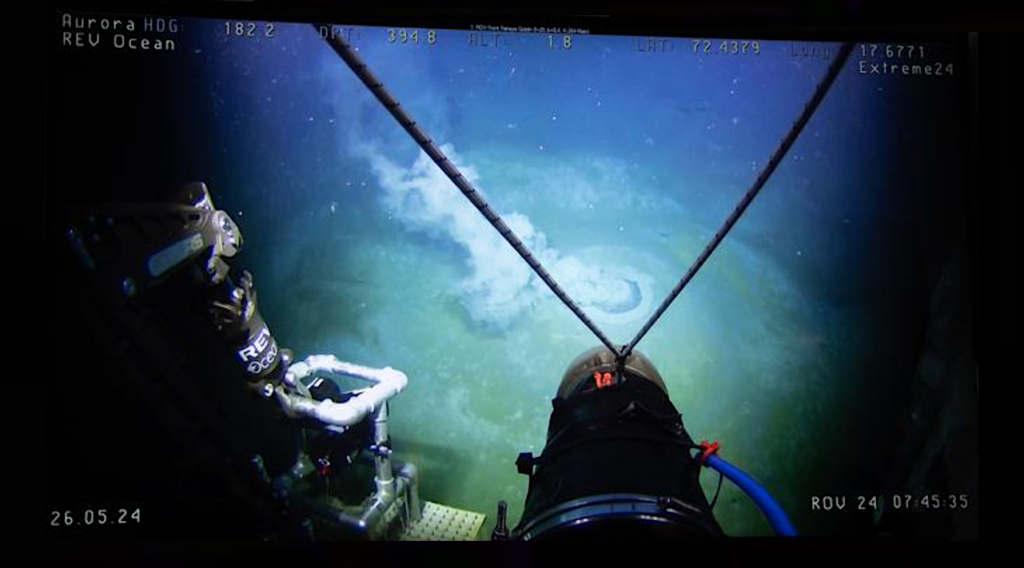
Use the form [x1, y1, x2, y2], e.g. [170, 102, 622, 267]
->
[318, 25, 619, 353]
[621, 41, 856, 359]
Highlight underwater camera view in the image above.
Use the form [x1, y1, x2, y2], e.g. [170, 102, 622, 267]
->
[49, 15, 977, 540]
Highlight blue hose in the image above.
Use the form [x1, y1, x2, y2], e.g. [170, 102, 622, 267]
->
[704, 454, 797, 536]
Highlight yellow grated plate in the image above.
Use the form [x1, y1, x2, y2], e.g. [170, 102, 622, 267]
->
[400, 502, 486, 541]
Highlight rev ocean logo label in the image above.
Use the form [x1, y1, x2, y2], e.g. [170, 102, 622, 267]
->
[238, 326, 278, 375]
[59, 12, 180, 52]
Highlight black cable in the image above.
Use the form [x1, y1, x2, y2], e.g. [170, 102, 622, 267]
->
[709, 469, 724, 511]
[317, 25, 619, 354]
[621, 41, 856, 360]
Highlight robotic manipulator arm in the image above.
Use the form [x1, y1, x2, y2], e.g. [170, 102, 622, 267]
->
[67, 181, 407, 427]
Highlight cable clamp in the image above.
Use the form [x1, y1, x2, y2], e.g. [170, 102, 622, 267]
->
[698, 440, 721, 466]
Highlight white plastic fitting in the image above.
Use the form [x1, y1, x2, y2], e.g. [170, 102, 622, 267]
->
[275, 355, 408, 428]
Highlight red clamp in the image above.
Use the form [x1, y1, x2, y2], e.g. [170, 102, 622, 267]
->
[593, 371, 614, 389]
[698, 440, 720, 466]
[316, 457, 333, 477]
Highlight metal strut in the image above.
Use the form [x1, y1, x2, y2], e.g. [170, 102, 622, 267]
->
[318, 25, 619, 354]
[620, 41, 855, 360]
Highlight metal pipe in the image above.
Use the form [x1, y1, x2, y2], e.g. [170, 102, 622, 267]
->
[353, 451, 421, 523]
[290, 491, 367, 533]
[359, 476, 409, 532]
[282, 454, 421, 538]
[396, 461, 422, 522]
[275, 355, 408, 428]
[359, 494, 389, 531]
[372, 403, 395, 498]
